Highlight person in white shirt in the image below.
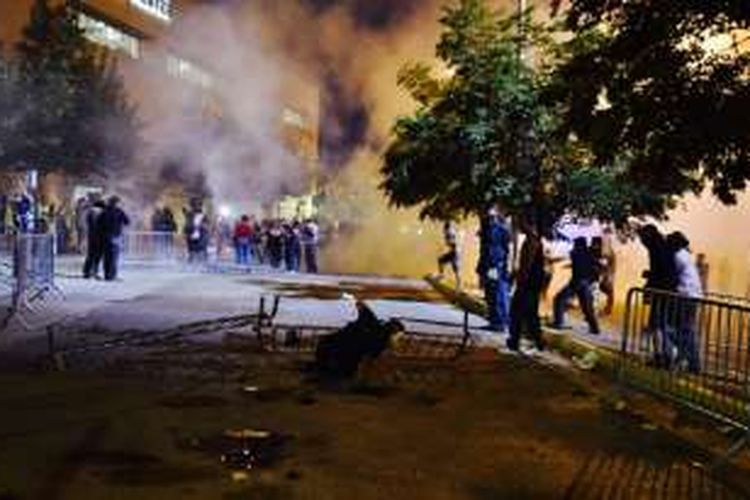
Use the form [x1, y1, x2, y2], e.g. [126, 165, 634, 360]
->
[666, 231, 703, 373]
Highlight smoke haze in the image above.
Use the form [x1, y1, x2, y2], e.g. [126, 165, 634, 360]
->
[105, 0, 750, 292]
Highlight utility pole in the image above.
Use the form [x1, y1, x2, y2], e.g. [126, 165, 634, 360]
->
[517, 0, 528, 64]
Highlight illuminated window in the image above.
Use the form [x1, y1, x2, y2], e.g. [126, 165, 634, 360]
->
[78, 13, 140, 58]
[282, 108, 306, 129]
[166, 54, 213, 89]
[130, 0, 171, 22]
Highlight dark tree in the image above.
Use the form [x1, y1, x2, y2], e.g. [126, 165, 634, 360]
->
[554, 0, 750, 212]
[3, 0, 140, 178]
[380, 0, 648, 231]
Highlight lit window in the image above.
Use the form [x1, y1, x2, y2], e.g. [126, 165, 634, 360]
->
[282, 108, 306, 129]
[78, 13, 140, 58]
[166, 54, 213, 89]
[130, 0, 171, 22]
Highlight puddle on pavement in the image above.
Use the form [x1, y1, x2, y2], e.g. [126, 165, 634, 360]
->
[69, 450, 213, 486]
[181, 428, 291, 473]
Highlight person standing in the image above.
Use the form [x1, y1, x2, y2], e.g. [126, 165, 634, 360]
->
[508, 223, 546, 352]
[100, 196, 130, 281]
[267, 221, 284, 269]
[638, 224, 678, 366]
[437, 221, 462, 288]
[476, 207, 511, 333]
[551, 237, 601, 334]
[667, 231, 703, 373]
[283, 222, 302, 272]
[233, 215, 253, 265]
[301, 218, 320, 273]
[82, 199, 106, 279]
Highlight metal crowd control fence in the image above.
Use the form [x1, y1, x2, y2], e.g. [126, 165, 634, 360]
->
[620, 287, 750, 460]
[13, 233, 56, 301]
[0, 233, 60, 330]
[121, 231, 183, 261]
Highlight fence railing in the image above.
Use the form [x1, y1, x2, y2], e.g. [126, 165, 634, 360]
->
[121, 231, 184, 261]
[0, 234, 59, 326]
[620, 287, 750, 450]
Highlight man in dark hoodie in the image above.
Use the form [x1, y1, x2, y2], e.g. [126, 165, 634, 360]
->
[551, 237, 601, 335]
[100, 196, 130, 281]
[82, 199, 106, 279]
[638, 224, 678, 366]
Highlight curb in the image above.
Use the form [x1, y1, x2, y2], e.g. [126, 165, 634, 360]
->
[424, 275, 619, 375]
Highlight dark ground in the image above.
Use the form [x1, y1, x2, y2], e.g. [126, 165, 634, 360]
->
[1, 333, 749, 500]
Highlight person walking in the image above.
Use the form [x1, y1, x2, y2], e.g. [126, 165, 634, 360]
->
[437, 221, 462, 288]
[551, 237, 601, 335]
[233, 215, 253, 265]
[476, 207, 511, 333]
[100, 196, 130, 281]
[508, 223, 546, 352]
[301, 218, 320, 273]
[82, 199, 106, 279]
[665, 231, 703, 373]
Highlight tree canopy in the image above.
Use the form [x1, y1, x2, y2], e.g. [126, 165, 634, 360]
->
[555, 0, 750, 209]
[0, 0, 140, 178]
[380, 0, 650, 232]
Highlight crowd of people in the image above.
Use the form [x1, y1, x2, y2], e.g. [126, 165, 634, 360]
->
[436, 209, 709, 362]
[173, 208, 320, 273]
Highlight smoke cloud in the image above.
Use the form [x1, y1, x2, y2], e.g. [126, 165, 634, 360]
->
[125, 0, 750, 293]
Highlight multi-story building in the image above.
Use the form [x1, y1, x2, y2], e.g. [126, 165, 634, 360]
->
[0, 0, 321, 220]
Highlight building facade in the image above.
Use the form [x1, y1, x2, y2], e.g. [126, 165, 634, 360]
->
[0, 0, 321, 221]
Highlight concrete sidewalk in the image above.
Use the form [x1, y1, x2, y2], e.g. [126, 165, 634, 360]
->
[0, 257, 500, 357]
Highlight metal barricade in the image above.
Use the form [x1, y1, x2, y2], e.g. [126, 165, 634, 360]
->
[14, 233, 56, 296]
[121, 231, 182, 261]
[620, 287, 750, 458]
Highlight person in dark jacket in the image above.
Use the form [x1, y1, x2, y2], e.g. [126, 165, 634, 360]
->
[551, 237, 601, 335]
[508, 222, 546, 352]
[82, 199, 106, 279]
[315, 301, 405, 379]
[283, 222, 302, 272]
[267, 221, 284, 269]
[100, 196, 130, 281]
[476, 207, 511, 333]
[638, 224, 678, 367]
